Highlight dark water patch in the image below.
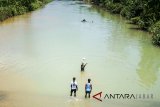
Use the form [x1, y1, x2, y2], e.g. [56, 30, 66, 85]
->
[129, 27, 143, 31]
[0, 91, 7, 101]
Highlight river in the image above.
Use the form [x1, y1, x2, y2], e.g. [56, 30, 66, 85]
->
[0, 0, 160, 107]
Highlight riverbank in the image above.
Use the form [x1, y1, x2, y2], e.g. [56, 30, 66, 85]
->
[0, 0, 53, 22]
[89, 0, 160, 46]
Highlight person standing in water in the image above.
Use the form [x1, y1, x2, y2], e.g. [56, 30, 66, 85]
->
[70, 77, 78, 97]
[81, 58, 87, 71]
[85, 79, 92, 98]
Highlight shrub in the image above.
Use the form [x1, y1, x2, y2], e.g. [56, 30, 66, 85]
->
[120, 6, 130, 19]
[111, 3, 123, 14]
[0, 7, 12, 21]
[30, 1, 43, 11]
[152, 32, 160, 46]
[15, 6, 27, 15]
[149, 21, 160, 46]
[131, 16, 140, 24]
[137, 13, 156, 30]
[0, 0, 51, 21]
[149, 21, 160, 33]
[105, 2, 115, 10]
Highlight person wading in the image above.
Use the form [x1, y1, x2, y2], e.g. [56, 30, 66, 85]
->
[70, 77, 78, 97]
[81, 58, 87, 71]
[85, 79, 92, 98]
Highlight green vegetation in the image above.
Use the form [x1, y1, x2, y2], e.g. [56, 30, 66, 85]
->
[0, 0, 52, 21]
[149, 21, 160, 45]
[90, 0, 160, 46]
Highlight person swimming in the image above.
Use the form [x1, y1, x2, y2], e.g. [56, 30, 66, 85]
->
[70, 77, 78, 97]
[85, 79, 92, 98]
[81, 19, 87, 22]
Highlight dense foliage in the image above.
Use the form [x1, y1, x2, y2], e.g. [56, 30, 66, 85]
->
[91, 0, 160, 46]
[0, 0, 52, 21]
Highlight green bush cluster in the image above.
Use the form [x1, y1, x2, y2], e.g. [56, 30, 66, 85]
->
[0, 0, 52, 22]
[149, 21, 160, 34]
[149, 21, 160, 45]
[30, 0, 43, 11]
[91, 0, 160, 46]
[120, 6, 132, 19]
[105, 2, 123, 14]
[152, 32, 160, 46]
[131, 16, 140, 24]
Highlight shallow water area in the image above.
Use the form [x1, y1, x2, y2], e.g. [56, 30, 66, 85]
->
[0, 0, 160, 107]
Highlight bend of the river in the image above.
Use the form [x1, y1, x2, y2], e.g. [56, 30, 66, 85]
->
[0, 0, 160, 107]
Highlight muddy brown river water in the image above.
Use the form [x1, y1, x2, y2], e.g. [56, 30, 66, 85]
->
[0, 0, 160, 107]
